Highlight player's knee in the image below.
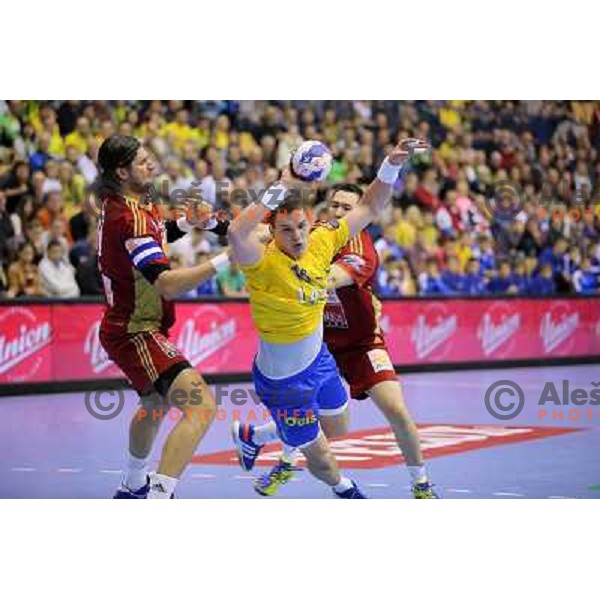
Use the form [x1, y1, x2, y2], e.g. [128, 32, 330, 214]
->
[183, 394, 216, 425]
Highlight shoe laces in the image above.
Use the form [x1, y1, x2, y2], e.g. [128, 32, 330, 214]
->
[261, 461, 301, 484]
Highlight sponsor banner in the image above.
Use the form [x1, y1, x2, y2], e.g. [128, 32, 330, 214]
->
[1, 297, 599, 385]
[0, 306, 53, 383]
[170, 303, 257, 373]
[383, 298, 600, 363]
[192, 423, 582, 469]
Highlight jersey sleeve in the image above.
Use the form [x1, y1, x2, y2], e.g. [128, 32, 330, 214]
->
[121, 205, 170, 284]
[310, 219, 351, 265]
[334, 234, 377, 287]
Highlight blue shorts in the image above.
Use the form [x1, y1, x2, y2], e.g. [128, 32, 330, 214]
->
[252, 343, 348, 448]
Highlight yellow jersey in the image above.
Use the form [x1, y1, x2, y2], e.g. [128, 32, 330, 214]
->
[240, 219, 351, 343]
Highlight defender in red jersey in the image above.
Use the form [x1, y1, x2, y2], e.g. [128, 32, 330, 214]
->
[253, 182, 438, 498]
[96, 135, 229, 499]
[323, 214, 393, 400]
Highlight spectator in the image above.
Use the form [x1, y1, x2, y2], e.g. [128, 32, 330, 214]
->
[29, 133, 53, 172]
[41, 218, 70, 255]
[440, 255, 466, 294]
[378, 258, 416, 297]
[374, 224, 405, 262]
[420, 210, 440, 248]
[418, 258, 455, 295]
[464, 258, 487, 295]
[10, 194, 37, 243]
[538, 237, 569, 276]
[529, 263, 557, 296]
[487, 261, 515, 295]
[7, 242, 45, 298]
[64, 117, 92, 155]
[0, 191, 15, 265]
[69, 228, 96, 269]
[75, 249, 103, 296]
[37, 191, 70, 237]
[41, 160, 62, 195]
[395, 205, 421, 249]
[510, 260, 530, 294]
[24, 219, 45, 261]
[0, 160, 32, 213]
[58, 161, 85, 217]
[456, 231, 474, 271]
[38, 240, 80, 298]
[217, 261, 247, 297]
[572, 256, 600, 294]
[474, 235, 497, 274]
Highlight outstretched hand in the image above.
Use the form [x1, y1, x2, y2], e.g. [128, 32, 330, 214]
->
[387, 138, 430, 165]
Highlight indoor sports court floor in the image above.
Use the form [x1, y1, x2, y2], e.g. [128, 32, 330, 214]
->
[1, 364, 599, 499]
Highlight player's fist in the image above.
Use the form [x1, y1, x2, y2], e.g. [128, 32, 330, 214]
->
[182, 198, 215, 229]
[280, 166, 309, 190]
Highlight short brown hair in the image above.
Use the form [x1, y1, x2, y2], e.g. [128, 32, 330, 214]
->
[267, 193, 312, 227]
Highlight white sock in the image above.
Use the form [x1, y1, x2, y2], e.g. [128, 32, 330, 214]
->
[252, 421, 279, 445]
[333, 476, 354, 493]
[125, 453, 148, 491]
[408, 464, 428, 484]
[147, 473, 178, 499]
[281, 444, 300, 464]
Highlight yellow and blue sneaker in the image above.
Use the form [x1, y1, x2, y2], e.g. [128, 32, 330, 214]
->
[412, 481, 441, 499]
[253, 458, 302, 496]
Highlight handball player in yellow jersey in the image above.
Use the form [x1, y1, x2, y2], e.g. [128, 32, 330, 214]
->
[228, 139, 428, 498]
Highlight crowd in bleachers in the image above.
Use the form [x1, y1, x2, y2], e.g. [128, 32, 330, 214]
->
[1, 100, 600, 300]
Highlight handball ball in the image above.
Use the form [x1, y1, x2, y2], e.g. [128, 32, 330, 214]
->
[291, 140, 333, 182]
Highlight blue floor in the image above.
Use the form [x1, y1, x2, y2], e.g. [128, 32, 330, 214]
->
[0, 365, 599, 498]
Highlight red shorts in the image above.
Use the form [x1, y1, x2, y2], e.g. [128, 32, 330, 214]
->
[331, 342, 398, 400]
[99, 328, 190, 395]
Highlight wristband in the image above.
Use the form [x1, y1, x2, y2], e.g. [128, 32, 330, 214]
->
[209, 253, 230, 274]
[260, 183, 288, 210]
[377, 158, 402, 185]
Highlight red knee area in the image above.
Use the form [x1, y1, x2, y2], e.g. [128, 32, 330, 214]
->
[333, 343, 398, 400]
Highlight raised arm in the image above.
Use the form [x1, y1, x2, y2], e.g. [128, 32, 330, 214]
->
[227, 201, 271, 266]
[343, 138, 429, 237]
[227, 174, 297, 266]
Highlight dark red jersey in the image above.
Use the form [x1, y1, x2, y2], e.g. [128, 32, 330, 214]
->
[97, 194, 174, 335]
[323, 228, 385, 351]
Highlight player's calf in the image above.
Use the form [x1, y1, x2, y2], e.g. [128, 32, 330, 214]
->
[148, 368, 216, 499]
[369, 381, 439, 498]
[301, 431, 367, 498]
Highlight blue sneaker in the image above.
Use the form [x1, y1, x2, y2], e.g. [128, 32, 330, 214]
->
[231, 420, 263, 472]
[113, 477, 150, 499]
[333, 481, 367, 499]
[412, 481, 441, 499]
